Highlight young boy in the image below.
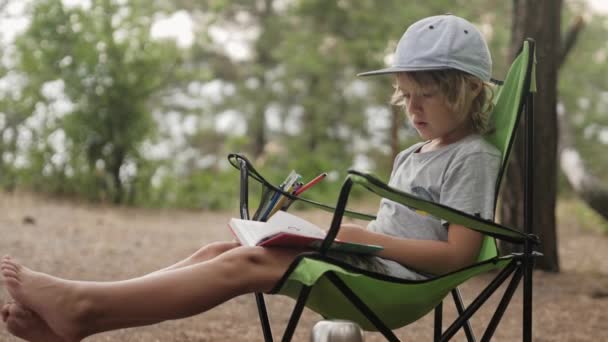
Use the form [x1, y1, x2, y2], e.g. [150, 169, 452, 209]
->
[1, 14, 500, 341]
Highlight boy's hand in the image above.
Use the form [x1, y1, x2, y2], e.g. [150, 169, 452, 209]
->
[336, 224, 369, 243]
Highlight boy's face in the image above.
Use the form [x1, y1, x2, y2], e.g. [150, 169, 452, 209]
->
[396, 73, 472, 146]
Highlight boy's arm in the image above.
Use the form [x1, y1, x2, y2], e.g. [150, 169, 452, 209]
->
[337, 223, 483, 275]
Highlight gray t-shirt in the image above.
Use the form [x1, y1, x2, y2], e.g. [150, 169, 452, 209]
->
[368, 134, 501, 240]
[351, 134, 501, 280]
[331, 134, 500, 280]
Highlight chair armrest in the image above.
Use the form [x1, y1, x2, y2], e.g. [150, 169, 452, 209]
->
[227, 153, 375, 221]
[345, 169, 539, 245]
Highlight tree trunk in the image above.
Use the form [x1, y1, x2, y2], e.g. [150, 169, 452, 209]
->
[500, 0, 561, 271]
[250, 0, 275, 159]
[109, 147, 126, 204]
[306, 76, 321, 151]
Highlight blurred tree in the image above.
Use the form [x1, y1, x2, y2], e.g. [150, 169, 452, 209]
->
[499, 0, 561, 271]
[2, 0, 607, 213]
[0, 1, 29, 190]
[10, 0, 180, 203]
[145, 0, 516, 206]
[0, 81, 28, 191]
[500, 0, 608, 271]
[176, 1, 512, 173]
[169, 0, 285, 161]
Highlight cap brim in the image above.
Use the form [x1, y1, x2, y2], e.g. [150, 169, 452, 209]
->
[357, 65, 454, 77]
[357, 67, 405, 77]
[358, 65, 492, 81]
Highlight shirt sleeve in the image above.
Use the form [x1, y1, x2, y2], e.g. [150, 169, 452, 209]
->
[439, 152, 500, 226]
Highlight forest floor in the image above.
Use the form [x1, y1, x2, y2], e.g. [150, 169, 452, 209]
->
[0, 191, 607, 341]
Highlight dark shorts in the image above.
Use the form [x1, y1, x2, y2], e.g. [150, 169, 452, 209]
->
[326, 252, 429, 280]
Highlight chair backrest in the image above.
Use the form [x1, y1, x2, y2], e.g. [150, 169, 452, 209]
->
[477, 41, 535, 261]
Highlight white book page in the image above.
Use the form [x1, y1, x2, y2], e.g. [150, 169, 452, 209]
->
[266, 211, 326, 238]
[229, 211, 326, 246]
[229, 219, 285, 246]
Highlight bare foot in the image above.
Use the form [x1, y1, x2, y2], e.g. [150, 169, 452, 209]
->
[1, 302, 65, 342]
[1, 256, 86, 341]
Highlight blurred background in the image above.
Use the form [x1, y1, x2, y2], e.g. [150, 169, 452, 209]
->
[0, 1, 607, 262]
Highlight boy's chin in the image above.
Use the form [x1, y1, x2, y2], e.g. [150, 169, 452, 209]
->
[416, 131, 433, 140]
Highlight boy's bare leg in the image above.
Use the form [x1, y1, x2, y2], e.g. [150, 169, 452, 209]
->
[1, 246, 301, 341]
[0, 242, 240, 340]
[148, 241, 240, 275]
[2, 302, 65, 342]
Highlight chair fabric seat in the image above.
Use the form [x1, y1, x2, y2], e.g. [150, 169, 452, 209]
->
[274, 254, 512, 330]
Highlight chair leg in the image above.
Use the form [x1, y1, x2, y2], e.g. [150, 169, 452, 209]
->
[255, 293, 274, 342]
[522, 248, 534, 342]
[282, 286, 313, 342]
[481, 266, 523, 342]
[440, 261, 518, 341]
[523, 63, 535, 342]
[451, 289, 476, 342]
[434, 302, 443, 342]
[327, 273, 400, 342]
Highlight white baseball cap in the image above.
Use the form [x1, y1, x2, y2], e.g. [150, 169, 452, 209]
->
[358, 14, 492, 81]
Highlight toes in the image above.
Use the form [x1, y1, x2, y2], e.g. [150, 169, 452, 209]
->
[1, 260, 16, 270]
[11, 304, 34, 320]
[3, 275, 21, 289]
[6, 316, 26, 336]
[1, 262, 16, 271]
[2, 268, 19, 281]
[1, 262, 19, 280]
[1, 303, 9, 323]
[1, 263, 18, 274]
[1, 302, 27, 322]
[1, 259, 19, 271]
[4, 303, 36, 338]
[0, 257, 12, 268]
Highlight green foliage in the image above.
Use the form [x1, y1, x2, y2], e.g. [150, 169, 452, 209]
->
[0, 0, 607, 214]
[5, 0, 180, 203]
[150, 168, 239, 210]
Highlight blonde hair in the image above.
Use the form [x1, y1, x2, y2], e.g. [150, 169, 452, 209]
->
[391, 70, 495, 134]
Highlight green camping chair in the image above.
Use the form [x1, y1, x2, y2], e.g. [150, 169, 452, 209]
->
[228, 39, 540, 342]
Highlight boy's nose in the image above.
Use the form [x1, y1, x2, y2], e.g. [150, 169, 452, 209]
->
[407, 96, 422, 113]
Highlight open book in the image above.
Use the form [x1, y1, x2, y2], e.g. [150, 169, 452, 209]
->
[229, 211, 383, 255]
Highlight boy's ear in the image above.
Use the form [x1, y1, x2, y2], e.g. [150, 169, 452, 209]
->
[469, 79, 483, 97]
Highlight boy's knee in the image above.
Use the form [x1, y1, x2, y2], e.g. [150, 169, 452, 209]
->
[191, 241, 240, 262]
[223, 247, 295, 277]
[216, 247, 299, 292]
[218, 247, 277, 277]
[225, 247, 264, 265]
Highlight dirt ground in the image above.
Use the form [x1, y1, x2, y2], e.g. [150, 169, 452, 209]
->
[0, 191, 607, 341]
